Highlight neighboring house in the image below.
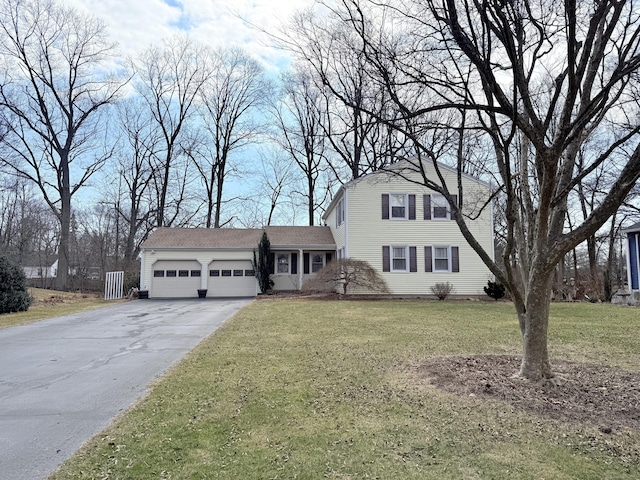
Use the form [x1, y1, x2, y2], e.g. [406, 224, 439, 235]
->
[139, 226, 336, 298]
[138, 160, 494, 298]
[624, 221, 640, 300]
[16, 255, 58, 288]
[322, 160, 494, 296]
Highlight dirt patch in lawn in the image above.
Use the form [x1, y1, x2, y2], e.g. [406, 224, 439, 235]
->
[418, 355, 640, 433]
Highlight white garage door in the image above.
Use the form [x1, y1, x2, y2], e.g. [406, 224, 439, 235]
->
[151, 260, 202, 298]
[207, 260, 257, 297]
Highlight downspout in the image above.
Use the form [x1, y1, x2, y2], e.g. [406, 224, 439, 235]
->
[139, 250, 146, 290]
[344, 188, 349, 258]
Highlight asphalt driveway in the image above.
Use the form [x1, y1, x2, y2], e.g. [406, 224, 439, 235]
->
[0, 298, 251, 480]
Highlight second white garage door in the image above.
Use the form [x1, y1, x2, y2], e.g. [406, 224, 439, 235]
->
[207, 260, 257, 297]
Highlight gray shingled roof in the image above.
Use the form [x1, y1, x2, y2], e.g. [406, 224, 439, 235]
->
[141, 226, 336, 250]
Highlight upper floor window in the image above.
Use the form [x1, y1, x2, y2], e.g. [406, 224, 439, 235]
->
[383, 193, 416, 220]
[390, 194, 407, 219]
[432, 194, 449, 220]
[336, 198, 345, 227]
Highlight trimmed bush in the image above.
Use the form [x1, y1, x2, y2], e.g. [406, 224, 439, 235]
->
[0, 256, 33, 313]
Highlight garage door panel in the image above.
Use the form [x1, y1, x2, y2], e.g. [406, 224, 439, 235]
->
[151, 260, 201, 298]
[208, 261, 256, 297]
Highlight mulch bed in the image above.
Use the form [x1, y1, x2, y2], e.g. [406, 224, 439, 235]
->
[418, 355, 640, 433]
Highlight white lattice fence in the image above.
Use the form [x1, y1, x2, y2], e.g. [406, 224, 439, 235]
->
[104, 271, 124, 300]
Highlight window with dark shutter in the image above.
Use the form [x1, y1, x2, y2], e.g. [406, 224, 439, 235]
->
[423, 195, 431, 220]
[425, 246, 432, 272]
[303, 252, 309, 274]
[382, 194, 389, 219]
[326, 252, 332, 263]
[382, 246, 390, 272]
[452, 246, 460, 272]
[409, 246, 417, 272]
[291, 252, 298, 275]
[409, 195, 416, 220]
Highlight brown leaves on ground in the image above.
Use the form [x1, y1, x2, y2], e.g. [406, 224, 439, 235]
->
[418, 355, 640, 432]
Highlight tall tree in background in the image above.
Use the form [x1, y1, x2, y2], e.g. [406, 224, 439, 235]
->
[111, 98, 158, 263]
[0, 0, 125, 290]
[272, 66, 329, 225]
[130, 35, 209, 228]
[281, 9, 410, 181]
[317, 0, 640, 381]
[194, 47, 271, 228]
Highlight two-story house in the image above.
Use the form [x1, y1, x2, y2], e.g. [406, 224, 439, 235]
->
[323, 161, 494, 296]
[138, 161, 494, 298]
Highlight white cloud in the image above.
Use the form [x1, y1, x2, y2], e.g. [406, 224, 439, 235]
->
[61, 0, 314, 71]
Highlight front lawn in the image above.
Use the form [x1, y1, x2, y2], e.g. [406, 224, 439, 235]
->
[50, 299, 640, 479]
[0, 288, 116, 330]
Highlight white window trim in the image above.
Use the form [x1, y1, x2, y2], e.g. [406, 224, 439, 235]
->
[391, 245, 409, 272]
[276, 252, 290, 275]
[389, 193, 409, 220]
[432, 245, 451, 273]
[431, 194, 450, 221]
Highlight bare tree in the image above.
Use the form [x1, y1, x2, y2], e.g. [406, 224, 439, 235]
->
[0, 0, 125, 290]
[272, 66, 330, 225]
[110, 98, 158, 263]
[279, 9, 411, 181]
[129, 35, 209, 228]
[193, 47, 271, 228]
[311, 0, 640, 381]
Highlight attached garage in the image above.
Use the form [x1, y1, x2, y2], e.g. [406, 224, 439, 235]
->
[139, 227, 336, 298]
[151, 260, 202, 298]
[207, 260, 257, 297]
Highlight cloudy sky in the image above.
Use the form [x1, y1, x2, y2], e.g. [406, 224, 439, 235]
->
[61, 0, 315, 71]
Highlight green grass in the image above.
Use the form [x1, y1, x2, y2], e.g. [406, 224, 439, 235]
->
[0, 288, 117, 330]
[50, 299, 640, 479]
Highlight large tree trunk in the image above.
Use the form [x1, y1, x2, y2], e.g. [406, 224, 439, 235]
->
[518, 271, 554, 380]
[55, 187, 71, 291]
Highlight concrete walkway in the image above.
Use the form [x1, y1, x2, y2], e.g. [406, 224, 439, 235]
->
[0, 298, 251, 480]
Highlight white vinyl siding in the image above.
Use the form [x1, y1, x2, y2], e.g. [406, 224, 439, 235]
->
[343, 162, 493, 296]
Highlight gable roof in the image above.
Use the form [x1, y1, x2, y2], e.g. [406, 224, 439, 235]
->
[141, 226, 336, 250]
[322, 158, 492, 220]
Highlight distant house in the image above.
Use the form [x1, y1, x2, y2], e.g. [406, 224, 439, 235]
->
[624, 222, 640, 300]
[138, 160, 494, 298]
[16, 255, 58, 288]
